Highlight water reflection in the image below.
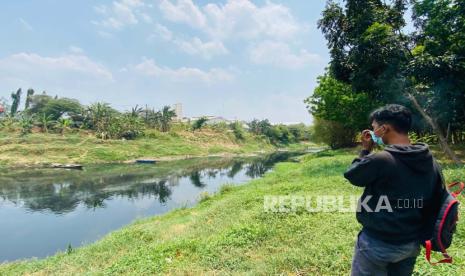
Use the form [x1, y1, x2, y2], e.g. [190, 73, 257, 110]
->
[0, 151, 302, 262]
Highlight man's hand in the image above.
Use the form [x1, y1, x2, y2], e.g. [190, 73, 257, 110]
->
[361, 129, 374, 152]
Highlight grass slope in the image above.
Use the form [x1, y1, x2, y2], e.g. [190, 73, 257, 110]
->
[0, 129, 278, 167]
[0, 149, 464, 275]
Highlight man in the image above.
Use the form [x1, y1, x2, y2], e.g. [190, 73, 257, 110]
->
[344, 104, 444, 276]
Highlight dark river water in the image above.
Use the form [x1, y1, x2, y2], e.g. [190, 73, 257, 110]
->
[0, 151, 302, 262]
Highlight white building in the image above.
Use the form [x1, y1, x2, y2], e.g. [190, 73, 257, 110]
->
[173, 103, 183, 121]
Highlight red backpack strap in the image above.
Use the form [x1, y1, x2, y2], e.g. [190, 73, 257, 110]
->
[425, 240, 453, 265]
[448, 182, 464, 198]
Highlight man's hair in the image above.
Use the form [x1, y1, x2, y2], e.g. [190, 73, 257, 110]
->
[369, 104, 412, 134]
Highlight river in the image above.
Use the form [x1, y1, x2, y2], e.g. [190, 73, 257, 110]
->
[0, 151, 303, 262]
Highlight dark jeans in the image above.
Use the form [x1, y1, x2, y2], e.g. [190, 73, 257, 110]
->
[351, 230, 421, 276]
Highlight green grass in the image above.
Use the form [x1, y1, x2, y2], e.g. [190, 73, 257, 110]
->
[1, 149, 463, 275]
[0, 129, 294, 167]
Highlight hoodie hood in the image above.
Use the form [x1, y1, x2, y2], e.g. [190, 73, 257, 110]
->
[383, 142, 433, 173]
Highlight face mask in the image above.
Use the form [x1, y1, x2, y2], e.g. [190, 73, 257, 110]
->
[369, 129, 384, 146]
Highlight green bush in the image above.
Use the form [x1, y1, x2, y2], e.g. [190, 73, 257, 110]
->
[210, 122, 229, 132]
[230, 122, 245, 141]
[192, 117, 208, 131]
[19, 115, 34, 136]
[312, 118, 357, 149]
[109, 114, 145, 140]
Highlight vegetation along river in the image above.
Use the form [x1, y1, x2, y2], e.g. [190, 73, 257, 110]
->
[0, 151, 304, 262]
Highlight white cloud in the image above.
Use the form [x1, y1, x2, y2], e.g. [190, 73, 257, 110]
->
[0, 52, 113, 82]
[153, 23, 173, 41]
[173, 37, 228, 59]
[159, 0, 206, 29]
[148, 23, 228, 59]
[157, 0, 316, 66]
[249, 41, 320, 69]
[204, 0, 300, 40]
[131, 58, 233, 83]
[159, 0, 301, 41]
[93, 0, 146, 30]
[18, 18, 33, 31]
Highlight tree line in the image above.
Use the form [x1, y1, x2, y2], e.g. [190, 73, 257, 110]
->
[306, 0, 464, 163]
[0, 88, 311, 145]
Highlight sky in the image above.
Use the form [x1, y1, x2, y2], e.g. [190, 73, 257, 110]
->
[0, 0, 330, 124]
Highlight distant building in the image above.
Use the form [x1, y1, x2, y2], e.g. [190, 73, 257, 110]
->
[173, 103, 183, 121]
[176, 105, 247, 126]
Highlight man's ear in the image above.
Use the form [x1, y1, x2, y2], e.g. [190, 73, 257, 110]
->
[382, 124, 390, 134]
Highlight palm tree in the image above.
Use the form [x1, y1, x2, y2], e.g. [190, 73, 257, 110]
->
[159, 106, 176, 132]
[130, 105, 143, 118]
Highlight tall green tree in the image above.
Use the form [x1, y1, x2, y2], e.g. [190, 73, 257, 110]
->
[28, 94, 82, 120]
[247, 119, 272, 136]
[318, 0, 409, 102]
[24, 89, 35, 110]
[315, 0, 463, 162]
[158, 106, 176, 132]
[305, 74, 377, 147]
[408, 0, 465, 142]
[10, 88, 22, 115]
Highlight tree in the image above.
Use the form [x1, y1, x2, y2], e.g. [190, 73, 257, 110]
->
[10, 88, 21, 115]
[408, 0, 465, 144]
[27, 93, 51, 114]
[247, 119, 272, 136]
[19, 115, 33, 136]
[55, 118, 72, 135]
[312, 118, 355, 149]
[318, 0, 408, 102]
[315, 0, 463, 162]
[143, 108, 160, 129]
[130, 105, 143, 118]
[230, 121, 245, 140]
[83, 103, 118, 139]
[407, 93, 461, 164]
[37, 113, 55, 133]
[305, 74, 377, 147]
[28, 94, 82, 120]
[158, 106, 176, 132]
[192, 117, 208, 132]
[42, 98, 82, 120]
[114, 113, 145, 140]
[288, 123, 309, 141]
[24, 89, 35, 110]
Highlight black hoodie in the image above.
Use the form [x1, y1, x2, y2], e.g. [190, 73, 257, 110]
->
[344, 143, 445, 244]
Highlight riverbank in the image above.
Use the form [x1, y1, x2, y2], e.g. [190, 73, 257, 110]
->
[1, 148, 463, 275]
[0, 130, 311, 168]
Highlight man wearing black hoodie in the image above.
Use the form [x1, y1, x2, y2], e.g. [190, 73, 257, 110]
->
[344, 104, 444, 276]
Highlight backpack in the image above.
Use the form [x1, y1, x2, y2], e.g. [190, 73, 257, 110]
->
[423, 179, 464, 265]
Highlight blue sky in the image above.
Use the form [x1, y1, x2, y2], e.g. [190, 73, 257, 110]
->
[0, 0, 330, 123]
